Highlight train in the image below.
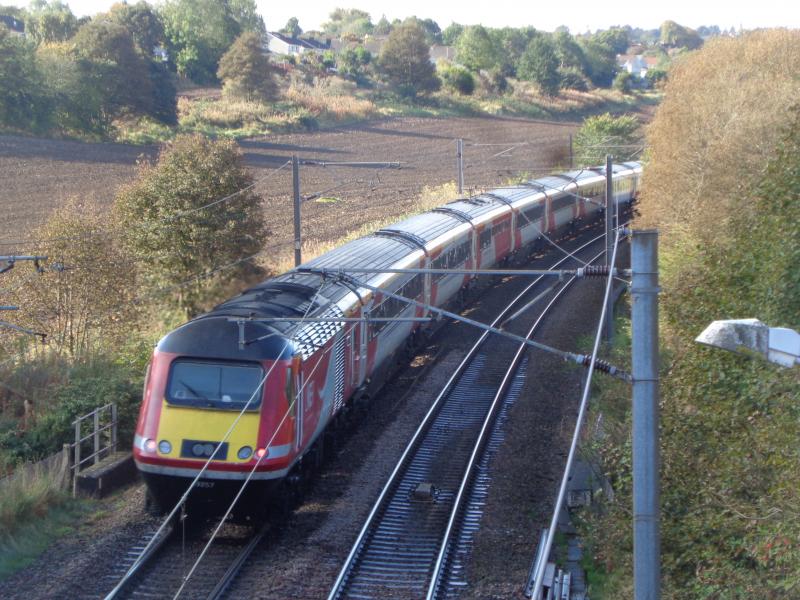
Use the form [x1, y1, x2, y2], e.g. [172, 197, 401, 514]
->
[133, 161, 642, 517]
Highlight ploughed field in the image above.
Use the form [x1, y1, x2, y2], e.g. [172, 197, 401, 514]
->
[0, 116, 576, 253]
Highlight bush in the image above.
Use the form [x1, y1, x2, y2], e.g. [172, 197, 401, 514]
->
[0, 357, 141, 464]
[612, 71, 633, 94]
[559, 66, 589, 91]
[438, 62, 475, 95]
[573, 112, 640, 166]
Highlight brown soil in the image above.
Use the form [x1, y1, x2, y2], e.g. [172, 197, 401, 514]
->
[0, 116, 576, 252]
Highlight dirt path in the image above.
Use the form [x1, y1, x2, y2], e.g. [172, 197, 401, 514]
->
[0, 116, 577, 252]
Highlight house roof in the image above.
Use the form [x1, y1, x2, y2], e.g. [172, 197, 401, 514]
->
[0, 15, 24, 33]
[268, 31, 329, 50]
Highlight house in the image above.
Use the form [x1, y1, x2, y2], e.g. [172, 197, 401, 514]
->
[266, 31, 330, 56]
[429, 45, 455, 64]
[0, 14, 25, 37]
[361, 35, 388, 56]
[617, 54, 660, 78]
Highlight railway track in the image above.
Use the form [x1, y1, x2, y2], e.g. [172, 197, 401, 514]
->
[327, 231, 611, 600]
[101, 519, 269, 600]
[99, 227, 614, 600]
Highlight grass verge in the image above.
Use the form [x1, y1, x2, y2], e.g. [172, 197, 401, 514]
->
[0, 471, 89, 580]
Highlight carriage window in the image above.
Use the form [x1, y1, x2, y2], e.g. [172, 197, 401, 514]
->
[521, 203, 544, 226]
[479, 228, 492, 249]
[551, 193, 573, 212]
[492, 219, 511, 236]
[167, 361, 264, 410]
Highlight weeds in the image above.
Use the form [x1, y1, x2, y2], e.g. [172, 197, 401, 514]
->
[0, 469, 86, 580]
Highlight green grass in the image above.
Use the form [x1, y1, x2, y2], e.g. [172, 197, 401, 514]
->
[0, 472, 91, 580]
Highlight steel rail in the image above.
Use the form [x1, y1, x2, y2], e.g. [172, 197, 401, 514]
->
[327, 231, 607, 599]
[205, 523, 271, 600]
[101, 525, 175, 599]
[426, 247, 606, 600]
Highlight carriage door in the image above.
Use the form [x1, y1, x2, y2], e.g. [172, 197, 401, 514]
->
[333, 332, 346, 414]
[289, 355, 303, 450]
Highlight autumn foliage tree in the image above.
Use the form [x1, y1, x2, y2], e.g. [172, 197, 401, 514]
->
[113, 135, 267, 315]
[5, 201, 139, 358]
[582, 30, 800, 598]
[217, 31, 277, 101]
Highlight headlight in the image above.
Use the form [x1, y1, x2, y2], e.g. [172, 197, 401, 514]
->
[158, 440, 172, 454]
[237, 446, 253, 460]
[144, 438, 157, 453]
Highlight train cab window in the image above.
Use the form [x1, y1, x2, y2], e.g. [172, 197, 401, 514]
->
[167, 360, 264, 410]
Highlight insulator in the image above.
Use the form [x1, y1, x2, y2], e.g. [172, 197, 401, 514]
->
[577, 265, 613, 278]
[579, 355, 630, 379]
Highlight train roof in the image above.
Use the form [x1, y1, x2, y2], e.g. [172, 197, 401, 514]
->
[384, 211, 466, 243]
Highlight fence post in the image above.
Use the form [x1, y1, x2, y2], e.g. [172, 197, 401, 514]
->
[111, 403, 118, 454]
[73, 418, 80, 497]
[93, 409, 100, 465]
[61, 443, 71, 490]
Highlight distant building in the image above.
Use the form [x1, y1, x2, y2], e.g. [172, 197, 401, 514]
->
[266, 31, 330, 56]
[617, 54, 660, 78]
[429, 45, 455, 64]
[0, 14, 25, 37]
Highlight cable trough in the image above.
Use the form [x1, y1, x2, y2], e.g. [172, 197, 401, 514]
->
[328, 233, 609, 600]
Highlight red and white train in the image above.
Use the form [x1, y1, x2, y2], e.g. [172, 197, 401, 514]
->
[133, 162, 642, 515]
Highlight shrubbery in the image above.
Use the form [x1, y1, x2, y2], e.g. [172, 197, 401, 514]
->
[438, 62, 475, 95]
[582, 29, 800, 598]
[573, 112, 640, 166]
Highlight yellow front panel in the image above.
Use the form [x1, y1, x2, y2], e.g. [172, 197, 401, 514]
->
[155, 400, 261, 463]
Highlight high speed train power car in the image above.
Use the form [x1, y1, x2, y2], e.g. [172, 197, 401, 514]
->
[133, 162, 642, 516]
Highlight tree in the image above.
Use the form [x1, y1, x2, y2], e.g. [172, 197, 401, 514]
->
[517, 35, 561, 96]
[281, 16, 301, 38]
[441, 22, 463, 46]
[579, 38, 617, 87]
[322, 8, 372, 37]
[0, 25, 50, 130]
[337, 45, 371, 83]
[70, 20, 154, 119]
[553, 30, 586, 71]
[573, 112, 639, 165]
[6, 200, 139, 358]
[217, 31, 276, 101]
[114, 135, 267, 315]
[594, 26, 630, 54]
[374, 15, 391, 35]
[106, 1, 165, 55]
[160, 0, 263, 84]
[25, 0, 78, 44]
[377, 21, 439, 97]
[455, 25, 499, 72]
[659, 20, 703, 50]
[412, 17, 441, 45]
